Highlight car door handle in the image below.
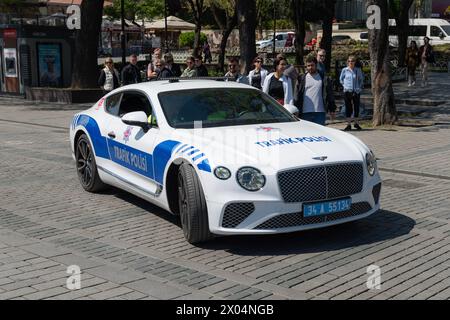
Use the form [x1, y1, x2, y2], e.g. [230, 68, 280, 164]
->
[108, 131, 116, 139]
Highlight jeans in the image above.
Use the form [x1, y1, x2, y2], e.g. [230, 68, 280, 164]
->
[301, 112, 326, 125]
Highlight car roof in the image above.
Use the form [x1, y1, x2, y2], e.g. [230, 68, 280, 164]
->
[119, 80, 259, 94]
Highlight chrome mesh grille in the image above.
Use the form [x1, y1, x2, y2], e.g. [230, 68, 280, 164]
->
[278, 163, 364, 203]
[255, 202, 372, 230]
[222, 203, 255, 228]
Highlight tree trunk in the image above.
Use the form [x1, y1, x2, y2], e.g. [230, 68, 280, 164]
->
[210, 4, 237, 73]
[71, 0, 104, 89]
[320, 1, 335, 72]
[367, 0, 397, 126]
[395, 0, 414, 67]
[193, 23, 202, 55]
[292, 0, 306, 65]
[236, 0, 256, 74]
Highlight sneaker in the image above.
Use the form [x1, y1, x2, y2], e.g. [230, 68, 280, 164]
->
[344, 124, 352, 131]
[412, 81, 416, 86]
[354, 123, 362, 131]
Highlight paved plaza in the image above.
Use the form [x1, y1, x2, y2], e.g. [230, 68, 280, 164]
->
[0, 74, 450, 300]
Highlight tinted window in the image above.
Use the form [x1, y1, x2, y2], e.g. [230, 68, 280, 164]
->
[431, 26, 442, 37]
[441, 25, 450, 36]
[105, 93, 122, 116]
[411, 26, 427, 36]
[118, 92, 152, 117]
[158, 88, 298, 129]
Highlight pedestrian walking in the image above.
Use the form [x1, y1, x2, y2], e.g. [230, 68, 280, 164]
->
[203, 41, 212, 64]
[339, 55, 364, 131]
[147, 48, 162, 80]
[164, 52, 182, 77]
[181, 56, 197, 78]
[405, 40, 420, 87]
[98, 57, 120, 94]
[262, 57, 294, 106]
[194, 56, 209, 77]
[419, 36, 435, 87]
[224, 58, 249, 84]
[294, 56, 336, 126]
[121, 54, 142, 86]
[248, 56, 268, 90]
[277, 53, 298, 93]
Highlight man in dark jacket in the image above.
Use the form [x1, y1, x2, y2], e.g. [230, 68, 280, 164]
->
[194, 55, 208, 77]
[294, 56, 336, 125]
[121, 54, 142, 86]
[164, 53, 182, 77]
[156, 59, 175, 79]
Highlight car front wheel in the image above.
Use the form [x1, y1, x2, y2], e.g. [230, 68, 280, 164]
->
[178, 164, 212, 244]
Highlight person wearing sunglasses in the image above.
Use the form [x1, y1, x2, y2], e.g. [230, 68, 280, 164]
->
[98, 57, 120, 93]
[224, 57, 249, 84]
[339, 55, 364, 131]
[181, 56, 197, 78]
[316, 49, 327, 79]
[248, 56, 268, 90]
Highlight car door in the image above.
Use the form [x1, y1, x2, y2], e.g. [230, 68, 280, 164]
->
[105, 90, 160, 196]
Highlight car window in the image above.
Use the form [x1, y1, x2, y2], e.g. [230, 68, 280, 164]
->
[430, 26, 442, 37]
[441, 25, 450, 36]
[118, 92, 152, 118]
[158, 88, 298, 129]
[411, 26, 427, 37]
[105, 93, 122, 116]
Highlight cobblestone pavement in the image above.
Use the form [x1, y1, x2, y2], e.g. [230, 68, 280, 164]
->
[0, 92, 450, 300]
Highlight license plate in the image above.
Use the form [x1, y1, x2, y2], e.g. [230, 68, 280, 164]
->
[303, 198, 352, 218]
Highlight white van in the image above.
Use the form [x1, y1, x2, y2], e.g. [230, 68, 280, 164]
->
[388, 18, 450, 47]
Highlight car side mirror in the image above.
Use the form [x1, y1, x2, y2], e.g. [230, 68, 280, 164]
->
[121, 111, 150, 132]
[439, 32, 445, 39]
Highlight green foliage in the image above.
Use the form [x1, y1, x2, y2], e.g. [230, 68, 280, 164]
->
[179, 32, 207, 48]
[104, 0, 164, 20]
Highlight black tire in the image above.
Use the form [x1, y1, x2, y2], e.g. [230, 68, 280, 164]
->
[178, 163, 213, 244]
[75, 134, 107, 192]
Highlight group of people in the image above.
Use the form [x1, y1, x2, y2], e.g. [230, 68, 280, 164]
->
[239, 50, 363, 130]
[405, 36, 435, 87]
[99, 48, 366, 130]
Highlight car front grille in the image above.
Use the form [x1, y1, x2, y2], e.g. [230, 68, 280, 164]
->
[222, 203, 255, 228]
[254, 202, 372, 230]
[277, 163, 364, 203]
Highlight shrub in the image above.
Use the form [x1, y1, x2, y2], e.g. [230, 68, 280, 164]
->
[179, 32, 207, 49]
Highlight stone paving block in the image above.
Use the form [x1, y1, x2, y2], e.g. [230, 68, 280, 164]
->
[125, 279, 190, 300]
[86, 265, 145, 285]
[0, 286, 37, 300]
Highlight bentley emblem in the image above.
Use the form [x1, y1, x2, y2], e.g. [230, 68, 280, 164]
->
[312, 156, 328, 161]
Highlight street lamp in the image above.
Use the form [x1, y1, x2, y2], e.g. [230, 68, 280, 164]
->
[164, 0, 168, 53]
[121, 0, 126, 65]
[272, 0, 276, 58]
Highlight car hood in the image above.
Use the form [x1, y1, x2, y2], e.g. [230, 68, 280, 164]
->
[170, 121, 369, 175]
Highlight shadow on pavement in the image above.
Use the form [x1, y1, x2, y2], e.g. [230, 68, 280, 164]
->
[110, 187, 416, 256]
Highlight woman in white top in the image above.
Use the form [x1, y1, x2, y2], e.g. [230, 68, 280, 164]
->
[262, 57, 294, 106]
[248, 56, 268, 90]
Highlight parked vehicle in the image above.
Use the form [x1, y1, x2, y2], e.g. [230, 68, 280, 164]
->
[256, 32, 295, 50]
[332, 35, 352, 44]
[388, 18, 450, 47]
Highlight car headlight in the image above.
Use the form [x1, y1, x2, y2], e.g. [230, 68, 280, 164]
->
[366, 151, 377, 176]
[214, 166, 231, 180]
[236, 167, 266, 191]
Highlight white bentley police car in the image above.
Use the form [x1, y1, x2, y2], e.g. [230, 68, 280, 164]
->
[70, 80, 381, 243]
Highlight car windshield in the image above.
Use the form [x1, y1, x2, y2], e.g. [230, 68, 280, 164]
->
[441, 25, 450, 36]
[158, 88, 298, 129]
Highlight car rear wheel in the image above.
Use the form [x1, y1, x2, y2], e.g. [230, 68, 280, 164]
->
[76, 134, 106, 192]
[178, 163, 212, 244]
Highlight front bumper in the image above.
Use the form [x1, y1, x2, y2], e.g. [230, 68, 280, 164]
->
[207, 181, 381, 235]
